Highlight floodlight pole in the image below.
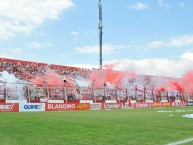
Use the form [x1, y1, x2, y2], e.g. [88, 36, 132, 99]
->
[99, 0, 103, 70]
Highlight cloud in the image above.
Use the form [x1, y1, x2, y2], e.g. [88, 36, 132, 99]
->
[28, 42, 43, 49]
[110, 55, 193, 77]
[181, 53, 193, 61]
[71, 31, 79, 36]
[158, 0, 169, 8]
[74, 45, 98, 54]
[59, 54, 67, 58]
[10, 48, 22, 54]
[74, 44, 125, 54]
[69, 52, 193, 77]
[0, 54, 11, 59]
[82, 29, 97, 39]
[27, 41, 52, 49]
[129, 2, 148, 10]
[27, 53, 39, 61]
[148, 41, 165, 48]
[178, 2, 186, 7]
[148, 34, 193, 48]
[0, 0, 73, 40]
[70, 64, 97, 69]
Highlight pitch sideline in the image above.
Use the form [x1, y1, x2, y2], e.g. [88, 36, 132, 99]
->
[166, 138, 193, 145]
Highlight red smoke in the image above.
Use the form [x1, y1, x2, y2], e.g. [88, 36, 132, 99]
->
[154, 70, 193, 93]
[89, 63, 136, 87]
[155, 79, 184, 92]
[181, 70, 193, 93]
[30, 70, 64, 86]
[159, 87, 166, 91]
[29, 62, 193, 94]
[169, 80, 184, 92]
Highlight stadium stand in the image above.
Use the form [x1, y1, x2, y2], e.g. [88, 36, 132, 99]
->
[0, 57, 192, 103]
[0, 57, 91, 81]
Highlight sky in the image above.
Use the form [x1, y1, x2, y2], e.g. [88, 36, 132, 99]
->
[1, 0, 193, 78]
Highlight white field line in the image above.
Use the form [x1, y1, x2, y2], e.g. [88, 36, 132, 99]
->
[166, 138, 193, 145]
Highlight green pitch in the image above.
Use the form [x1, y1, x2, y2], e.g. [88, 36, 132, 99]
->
[0, 107, 193, 145]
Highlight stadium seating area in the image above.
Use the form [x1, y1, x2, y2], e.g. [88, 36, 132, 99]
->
[0, 57, 91, 81]
[0, 57, 192, 102]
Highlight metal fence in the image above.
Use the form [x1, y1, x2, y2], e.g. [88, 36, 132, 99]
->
[0, 81, 193, 101]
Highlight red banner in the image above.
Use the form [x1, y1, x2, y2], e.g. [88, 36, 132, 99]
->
[170, 101, 186, 107]
[90, 103, 101, 110]
[152, 102, 170, 108]
[0, 103, 19, 112]
[125, 102, 133, 109]
[45, 103, 90, 111]
[134, 102, 151, 108]
[103, 103, 122, 110]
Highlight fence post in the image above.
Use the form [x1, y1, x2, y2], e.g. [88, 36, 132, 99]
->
[4, 80, 7, 101]
[27, 84, 30, 103]
[46, 83, 49, 100]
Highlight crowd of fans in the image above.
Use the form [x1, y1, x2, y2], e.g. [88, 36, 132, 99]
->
[1, 57, 192, 101]
[0, 58, 91, 82]
[50, 64, 91, 79]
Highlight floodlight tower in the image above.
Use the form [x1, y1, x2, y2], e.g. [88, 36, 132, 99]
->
[99, 0, 103, 70]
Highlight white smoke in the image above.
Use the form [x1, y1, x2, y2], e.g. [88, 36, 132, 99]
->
[0, 71, 20, 82]
[0, 71, 28, 99]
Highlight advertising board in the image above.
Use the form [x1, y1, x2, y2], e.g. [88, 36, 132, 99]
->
[46, 103, 90, 111]
[124, 103, 133, 109]
[170, 101, 186, 107]
[0, 103, 19, 112]
[152, 102, 170, 108]
[187, 101, 193, 106]
[103, 103, 122, 110]
[134, 102, 151, 108]
[19, 103, 45, 112]
[90, 103, 101, 110]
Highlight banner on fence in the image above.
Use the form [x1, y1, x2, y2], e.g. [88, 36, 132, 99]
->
[124, 102, 133, 109]
[134, 102, 151, 108]
[90, 103, 101, 110]
[19, 103, 45, 112]
[0, 103, 19, 112]
[103, 103, 122, 110]
[186, 101, 193, 106]
[151, 102, 170, 108]
[46, 103, 90, 111]
[170, 101, 186, 107]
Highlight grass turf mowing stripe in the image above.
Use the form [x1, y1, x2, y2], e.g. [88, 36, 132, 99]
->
[166, 138, 193, 145]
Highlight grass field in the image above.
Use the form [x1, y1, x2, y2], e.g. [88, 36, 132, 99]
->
[1, 107, 193, 145]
